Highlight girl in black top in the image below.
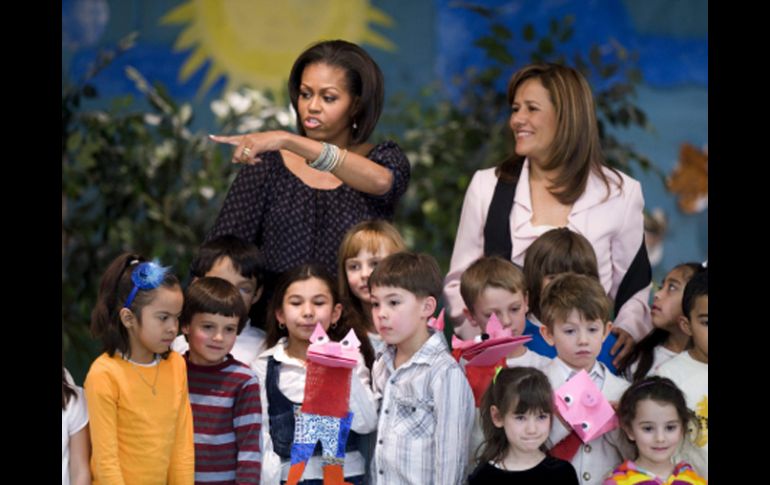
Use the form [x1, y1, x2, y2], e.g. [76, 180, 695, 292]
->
[468, 367, 579, 484]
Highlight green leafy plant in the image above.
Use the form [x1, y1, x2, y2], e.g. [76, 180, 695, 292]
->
[62, 35, 291, 377]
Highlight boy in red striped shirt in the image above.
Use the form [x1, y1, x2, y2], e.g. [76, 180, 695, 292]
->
[180, 276, 263, 484]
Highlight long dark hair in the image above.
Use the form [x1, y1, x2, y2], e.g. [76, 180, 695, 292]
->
[265, 264, 361, 353]
[90, 253, 180, 359]
[477, 367, 553, 464]
[617, 262, 704, 381]
[62, 358, 77, 410]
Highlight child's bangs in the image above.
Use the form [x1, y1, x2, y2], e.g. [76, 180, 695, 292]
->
[347, 230, 393, 258]
[511, 377, 553, 416]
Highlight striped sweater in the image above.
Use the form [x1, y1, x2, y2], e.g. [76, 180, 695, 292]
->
[185, 354, 262, 484]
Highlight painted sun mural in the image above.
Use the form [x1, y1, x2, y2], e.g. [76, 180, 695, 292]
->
[161, 0, 395, 97]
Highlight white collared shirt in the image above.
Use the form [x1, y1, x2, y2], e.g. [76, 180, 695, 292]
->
[553, 356, 607, 391]
[372, 331, 475, 485]
[505, 348, 552, 370]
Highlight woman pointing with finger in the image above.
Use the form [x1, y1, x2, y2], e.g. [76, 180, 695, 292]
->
[207, 40, 410, 290]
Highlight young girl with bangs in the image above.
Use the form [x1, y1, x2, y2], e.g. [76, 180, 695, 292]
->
[252, 264, 377, 485]
[469, 366, 578, 484]
[605, 376, 706, 484]
[338, 219, 406, 368]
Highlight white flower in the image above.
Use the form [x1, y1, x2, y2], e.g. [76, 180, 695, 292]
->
[211, 99, 229, 118]
[178, 103, 192, 125]
[238, 117, 265, 132]
[144, 113, 161, 126]
[155, 140, 175, 160]
[275, 108, 293, 127]
[226, 91, 252, 115]
[199, 186, 215, 199]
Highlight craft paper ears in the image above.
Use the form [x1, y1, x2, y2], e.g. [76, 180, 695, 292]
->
[309, 323, 361, 349]
[450, 314, 532, 366]
[428, 309, 512, 334]
[307, 323, 360, 368]
[554, 369, 619, 443]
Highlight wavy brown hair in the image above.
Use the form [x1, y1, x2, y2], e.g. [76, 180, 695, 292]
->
[498, 63, 622, 204]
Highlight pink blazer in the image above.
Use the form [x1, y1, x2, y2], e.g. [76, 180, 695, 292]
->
[443, 160, 652, 341]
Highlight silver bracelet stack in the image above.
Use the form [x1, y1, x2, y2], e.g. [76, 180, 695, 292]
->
[307, 142, 348, 172]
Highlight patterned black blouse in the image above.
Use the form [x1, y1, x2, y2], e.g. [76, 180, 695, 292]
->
[206, 140, 410, 279]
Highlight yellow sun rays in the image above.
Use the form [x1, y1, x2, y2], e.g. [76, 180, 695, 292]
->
[160, 0, 395, 98]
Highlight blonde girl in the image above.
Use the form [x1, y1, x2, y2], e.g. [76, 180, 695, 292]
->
[338, 219, 406, 367]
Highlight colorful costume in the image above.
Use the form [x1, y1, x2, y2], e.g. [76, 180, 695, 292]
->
[603, 460, 706, 484]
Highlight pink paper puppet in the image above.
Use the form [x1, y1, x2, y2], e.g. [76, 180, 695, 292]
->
[288, 323, 360, 484]
[554, 369, 619, 443]
[306, 323, 359, 369]
[451, 313, 532, 366]
[427, 308, 445, 331]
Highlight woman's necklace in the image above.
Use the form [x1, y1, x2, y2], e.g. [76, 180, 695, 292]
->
[126, 354, 161, 396]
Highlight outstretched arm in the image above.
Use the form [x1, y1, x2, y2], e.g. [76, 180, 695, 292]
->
[210, 132, 393, 195]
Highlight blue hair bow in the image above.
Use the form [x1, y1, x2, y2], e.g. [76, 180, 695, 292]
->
[123, 260, 170, 308]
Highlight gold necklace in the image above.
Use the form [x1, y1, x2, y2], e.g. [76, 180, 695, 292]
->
[127, 355, 161, 396]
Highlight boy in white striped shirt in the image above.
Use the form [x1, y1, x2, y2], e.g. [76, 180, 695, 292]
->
[368, 252, 475, 485]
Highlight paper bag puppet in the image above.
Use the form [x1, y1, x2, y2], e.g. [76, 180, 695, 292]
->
[451, 314, 532, 406]
[554, 369, 618, 443]
[286, 324, 359, 485]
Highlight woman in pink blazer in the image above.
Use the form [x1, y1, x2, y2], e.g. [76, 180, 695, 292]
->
[443, 63, 652, 366]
